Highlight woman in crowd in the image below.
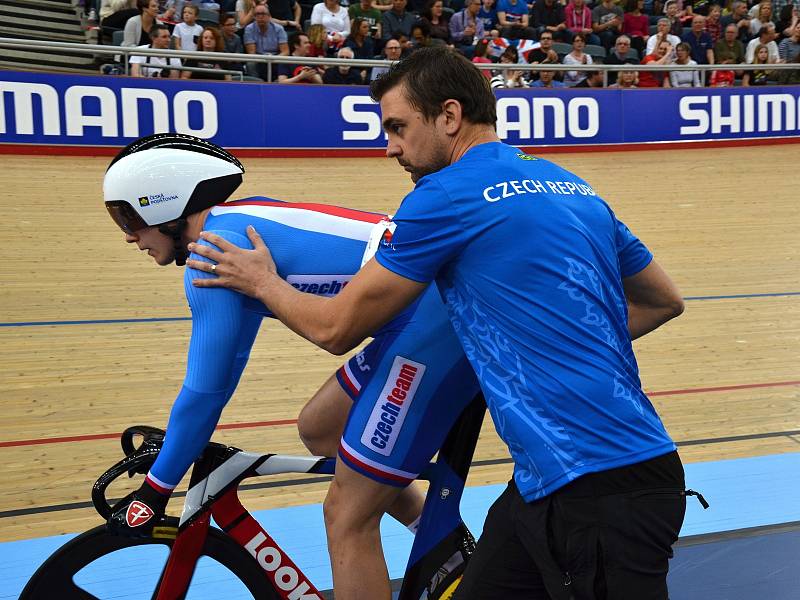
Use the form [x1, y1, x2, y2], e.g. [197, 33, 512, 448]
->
[669, 41, 701, 86]
[307, 24, 330, 56]
[609, 69, 638, 87]
[638, 38, 673, 86]
[345, 17, 376, 58]
[236, 0, 260, 28]
[182, 26, 233, 80]
[122, 0, 160, 46]
[490, 45, 529, 88]
[472, 37, 493, 78]
[742, 43, 773, 85]
[311, 0, 351, 47]
[750, 1, 774, 37]
[562, 33, 592, 86]
[623, 0, 649, 57]
[419, 0, 452, 44]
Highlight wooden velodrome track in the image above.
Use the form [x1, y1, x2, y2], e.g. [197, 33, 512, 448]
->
[0, 146, 798, 544]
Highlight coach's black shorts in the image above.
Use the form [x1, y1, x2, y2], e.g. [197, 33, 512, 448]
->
[453, 451, 686, 600]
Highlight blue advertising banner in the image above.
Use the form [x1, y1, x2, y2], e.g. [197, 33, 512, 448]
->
[1, 70, 798, 151]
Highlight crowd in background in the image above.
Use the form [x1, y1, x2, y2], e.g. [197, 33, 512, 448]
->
[90, 0, 800, 85]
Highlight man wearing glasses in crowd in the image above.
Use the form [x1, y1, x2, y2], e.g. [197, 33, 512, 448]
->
[244, 4, 289, 80]
[370, 37, 403, 80]
[604, 34, 639, 84]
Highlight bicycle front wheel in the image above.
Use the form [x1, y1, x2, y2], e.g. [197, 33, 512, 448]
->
[20, 524, 280, 600]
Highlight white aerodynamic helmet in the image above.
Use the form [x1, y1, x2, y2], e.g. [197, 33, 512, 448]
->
[104, 133, 245, 236]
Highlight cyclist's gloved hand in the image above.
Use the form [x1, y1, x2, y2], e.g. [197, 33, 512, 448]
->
[107, 480, 170, 538]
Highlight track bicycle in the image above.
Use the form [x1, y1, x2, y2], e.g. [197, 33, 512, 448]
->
[20, 395, 486, 600]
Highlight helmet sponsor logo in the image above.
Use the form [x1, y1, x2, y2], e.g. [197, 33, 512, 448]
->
[139, 192, 179, 207]
[126, 500, 155, 527]
[361, 356, 426, 456]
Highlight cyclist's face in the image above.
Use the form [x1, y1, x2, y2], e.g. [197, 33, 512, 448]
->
[125, 225, 175, 266]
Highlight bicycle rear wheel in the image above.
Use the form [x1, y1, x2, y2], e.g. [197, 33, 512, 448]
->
[20, 524, 279, 600]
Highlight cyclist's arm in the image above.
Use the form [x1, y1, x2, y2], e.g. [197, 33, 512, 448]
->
[147, 234, 262, 490]
[623, 260, 684, 341]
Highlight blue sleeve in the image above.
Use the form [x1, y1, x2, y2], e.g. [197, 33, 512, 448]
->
[615, 217, 653, 278]
[243, 25, 255, 45]
[149, 230, 262, 487]
[375, 178, 468, 283]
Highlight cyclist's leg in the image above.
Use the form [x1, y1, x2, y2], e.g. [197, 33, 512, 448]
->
[297, 371, 426, 528]
[323, 458, 406, 600]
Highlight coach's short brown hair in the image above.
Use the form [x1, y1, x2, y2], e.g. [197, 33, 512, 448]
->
[370, 46, 496, 126]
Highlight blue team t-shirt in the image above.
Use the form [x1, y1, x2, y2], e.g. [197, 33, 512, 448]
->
[375, 142, 676, 501]
[496, 0, 526, 23]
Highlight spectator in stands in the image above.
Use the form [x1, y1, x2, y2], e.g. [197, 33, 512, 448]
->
[323, 46, 365, 83]
[528, 30, 560, 64]
[221, 12, 244, 56]
[130, 24, 181, 77]
[721, 1, 752, 43]
[267, 0, 301, 31]
[566, 0, 601, 46]
[349, 0, 383, 41]
[608, 68, 638, 86]
[604, 34, 639, 83]
[775, 5, 798, 38]
[450, 0, 486, 56]
[750, 1, 774, 37]
[497, 0, 536, 39]
[574, 68, 604, 85]
[743, 43, 774, 82]
[182, 26, 234, 79]
[705, 4, 723, 43]
[382, 0, 415, 40]
[593, 0, 624, 50]
[531, 0, 567, 42]
[277, 31, 325, 82]
[530, 69, 566, 86]
[715, 22, 745, 64]
[664, 1, 683, 37]
[101, 0, 138, 34]
[646, 17, 681, 54]
[682, 15, 715, 63]
[477, 0, 499, 37]
[639, 38, 673, 86]
[779, 20, 800, 60]
[173, 5, 204, 50]
[244, 5, 289, 79]
[622, 0, 648, 57]
[746, 23, 780, 61]
[370, 36, 402, 79]
[311, 0, 351, 45]
[122, 0, 161, 47]
[410, 20, 446, 47]
[669, 41, 702, 85]
[237, 0, 261, 28]
[345, 17, 376, 57]
[490, 45, 530, 86]
[307, 23, 329, 55]
[563, 32, 593, 85]
[419, 0, 452, 44]
[472, 38, 493, 74]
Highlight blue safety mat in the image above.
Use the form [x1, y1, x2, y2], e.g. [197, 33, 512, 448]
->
[3, 453, 799, 599]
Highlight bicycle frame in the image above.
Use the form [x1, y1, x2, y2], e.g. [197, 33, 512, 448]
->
[92, 394, 486, 600]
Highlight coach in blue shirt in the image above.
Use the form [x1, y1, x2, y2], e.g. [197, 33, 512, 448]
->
[190, 47, 692, 600]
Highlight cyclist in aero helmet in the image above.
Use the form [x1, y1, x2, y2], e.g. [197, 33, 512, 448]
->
[103, 134, 479, 599]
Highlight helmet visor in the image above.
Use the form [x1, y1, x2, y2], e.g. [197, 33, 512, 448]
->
[106, 201, 149, 234]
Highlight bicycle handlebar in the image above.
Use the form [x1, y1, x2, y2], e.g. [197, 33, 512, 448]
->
[91, 425, 166, 519]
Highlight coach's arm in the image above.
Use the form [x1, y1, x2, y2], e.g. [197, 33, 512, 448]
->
[623, 259, 685, 340]
[187, 227, 426, 355]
